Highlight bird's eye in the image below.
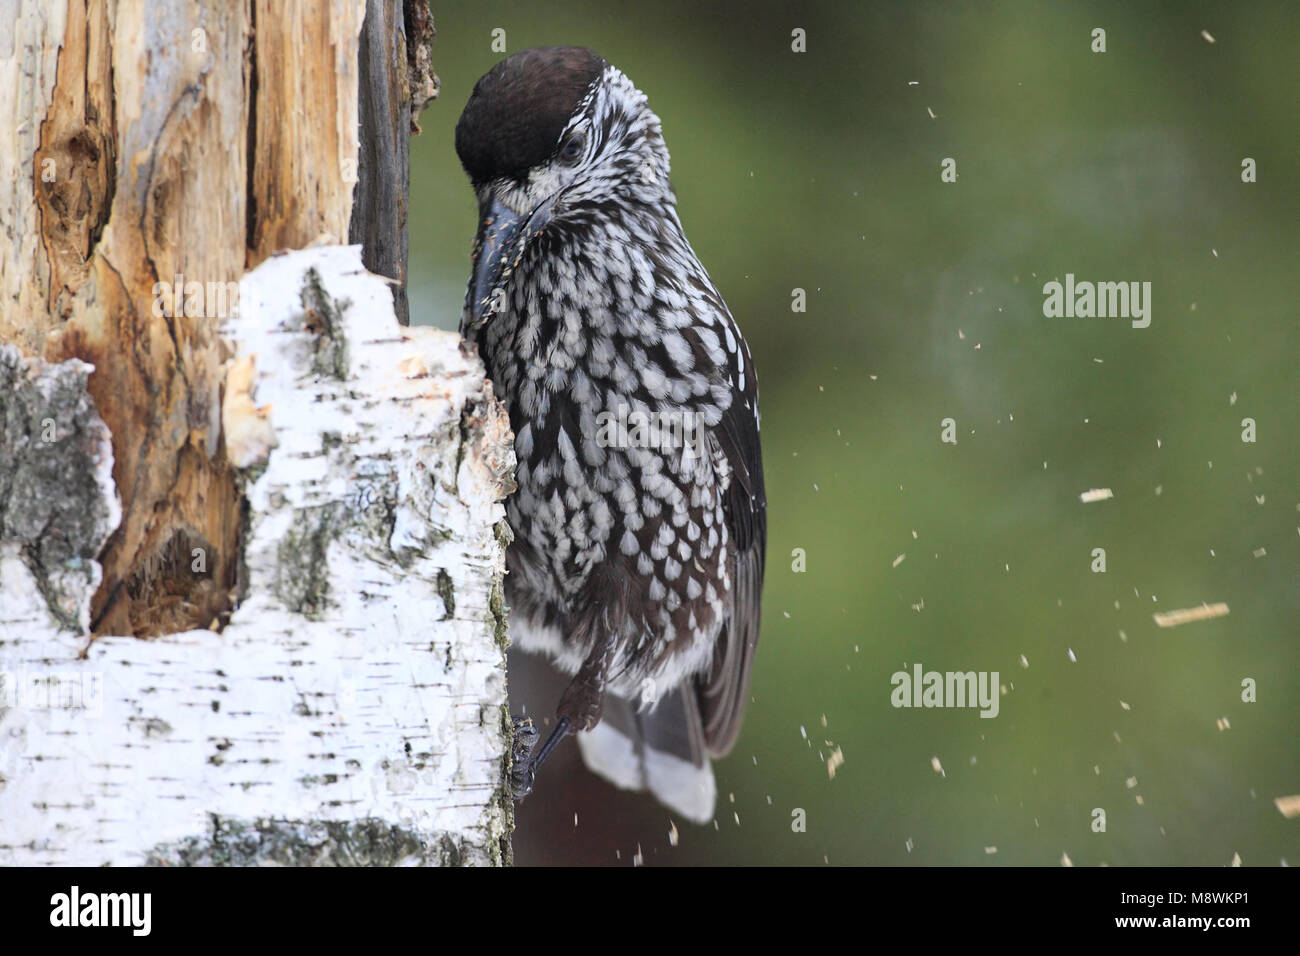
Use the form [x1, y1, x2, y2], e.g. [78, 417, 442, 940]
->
[559, 133, 585, 164]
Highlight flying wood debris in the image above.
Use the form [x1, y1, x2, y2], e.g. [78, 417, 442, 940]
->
[827, 746, 845, 779]
[1274, 795, 1300, 819]
[1152, 603, 1230, 628]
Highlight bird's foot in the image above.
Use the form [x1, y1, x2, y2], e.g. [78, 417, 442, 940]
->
[508, 715, 572, 802]
[509, 715, 539, 799]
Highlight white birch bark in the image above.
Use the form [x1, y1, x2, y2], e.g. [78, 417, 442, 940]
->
[0, 245, 517, 866]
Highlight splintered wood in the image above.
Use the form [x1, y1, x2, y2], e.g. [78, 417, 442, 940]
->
[827, 746, 845, 779]
[1152, 603, 1230, 628]
[1275, 795, 1300, 819]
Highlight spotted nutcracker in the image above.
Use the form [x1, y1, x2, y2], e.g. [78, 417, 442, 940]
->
[455, 46, 766, 823]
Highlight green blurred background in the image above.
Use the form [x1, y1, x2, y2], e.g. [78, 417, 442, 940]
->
[409, 0, 1299, 865]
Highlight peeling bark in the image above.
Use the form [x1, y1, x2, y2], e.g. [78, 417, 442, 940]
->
[0, 246, 516, 866]
[0, 345, 120, 633]
[0, 4, 514, 865]
[3, 1, 250, 634]
[0, 0, 423, 636]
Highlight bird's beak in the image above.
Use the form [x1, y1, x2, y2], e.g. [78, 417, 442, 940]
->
[467, 192, 555, 327]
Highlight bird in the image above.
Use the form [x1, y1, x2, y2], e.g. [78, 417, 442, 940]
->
[454, 46, 765, 824]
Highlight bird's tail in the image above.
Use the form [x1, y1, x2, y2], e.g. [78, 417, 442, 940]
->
[576, 685, 716, 824]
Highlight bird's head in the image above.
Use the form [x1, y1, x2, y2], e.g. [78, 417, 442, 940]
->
[455, 46, 672, 327]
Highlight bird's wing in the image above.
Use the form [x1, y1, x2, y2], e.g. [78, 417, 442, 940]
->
[686, 318, 766, 757]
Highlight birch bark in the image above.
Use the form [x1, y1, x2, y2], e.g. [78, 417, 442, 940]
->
[0, 3, 513, 865]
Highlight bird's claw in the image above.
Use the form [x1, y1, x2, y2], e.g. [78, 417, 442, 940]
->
[509, 715, 539, 799]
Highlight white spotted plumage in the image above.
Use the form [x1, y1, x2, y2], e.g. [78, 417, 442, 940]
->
[457, 48, 766, 817]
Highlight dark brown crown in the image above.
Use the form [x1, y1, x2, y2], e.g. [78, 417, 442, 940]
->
[455, 47, 607, 185]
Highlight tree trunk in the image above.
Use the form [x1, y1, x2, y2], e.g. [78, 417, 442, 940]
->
[0, 2, 515, 865]
[349, 0, 439, 326]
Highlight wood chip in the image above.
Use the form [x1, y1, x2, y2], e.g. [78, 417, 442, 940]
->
[827, 746, 844, 779]
[1275, 795, 1300, 818]
[1153, 603, 1230, 628]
